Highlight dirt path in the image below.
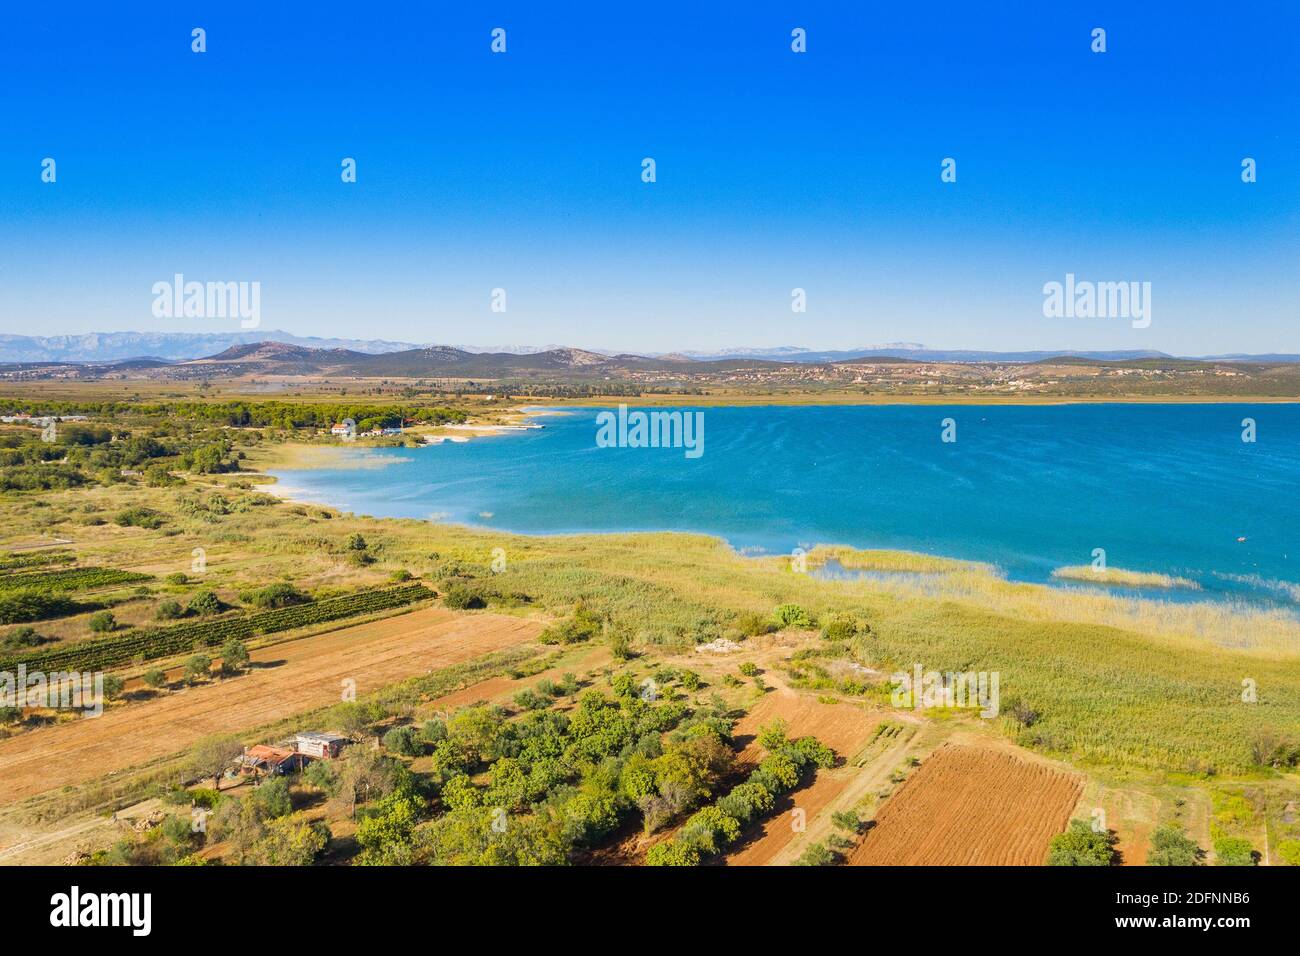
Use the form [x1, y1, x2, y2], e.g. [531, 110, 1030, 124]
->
[0, 607, 540, 804]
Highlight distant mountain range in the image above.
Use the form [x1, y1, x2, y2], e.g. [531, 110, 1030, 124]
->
[0, 331, 1297, 366]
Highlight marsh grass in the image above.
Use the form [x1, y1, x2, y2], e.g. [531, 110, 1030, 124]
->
[3, 474, 1297, 777]
[1051, 565, 1201, 590]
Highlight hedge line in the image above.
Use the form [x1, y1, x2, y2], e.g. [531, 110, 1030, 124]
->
[0, 583, 433, 673]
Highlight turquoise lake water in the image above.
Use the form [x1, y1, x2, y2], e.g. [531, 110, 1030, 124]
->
[271, 404, 1300, 610]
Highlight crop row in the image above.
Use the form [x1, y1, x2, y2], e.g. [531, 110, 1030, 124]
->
[0, 567, 153, 593]
[0, 550, 76, 572]
[0, 583, 433, 674]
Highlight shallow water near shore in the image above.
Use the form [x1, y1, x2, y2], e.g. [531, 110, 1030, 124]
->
[269, 403, 1300, 610]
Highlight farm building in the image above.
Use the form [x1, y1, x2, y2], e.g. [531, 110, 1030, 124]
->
[295, 732, 349, 759]
[238, 744, 310, 777]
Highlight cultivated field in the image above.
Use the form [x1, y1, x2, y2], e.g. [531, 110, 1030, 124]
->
[0, 607, 540, 803]
[726, 688, 887, 865]
[847, 744, 1084, 866]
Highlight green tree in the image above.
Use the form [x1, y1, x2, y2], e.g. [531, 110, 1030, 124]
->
[795, 841, 838, 866]
[355, 788, 425, 865]
[184, 654, 212, 684]
[143, 668, 168, 690]
[189, 734, 242, 791]
[247, 815, 330, 866]
[252, 777, 293, 818]
[1047, 820, 1116, 866]
[1148, 825, 1204, 866]
[101, 674, 126, 701]
[186, 590, 225, 617]
[1213, 837, 1257, 866]
[382, 726, 422, 757]
[88, 610, 116, 633]
[220, 638, 250, 674]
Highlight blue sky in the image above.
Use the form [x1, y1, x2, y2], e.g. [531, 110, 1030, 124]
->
[1, 2, 1296, 353]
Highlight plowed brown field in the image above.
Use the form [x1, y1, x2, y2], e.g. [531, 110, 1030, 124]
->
[847, 743, 1083, 866]
[0, 607, 540, 804]
[726, 688, 884, 865]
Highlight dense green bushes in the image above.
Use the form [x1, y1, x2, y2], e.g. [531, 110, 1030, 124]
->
[771, 603, 815, 629]
[1047, 820, 1117, 865]
[538, 605, 602, 645]
[0, 591, 88, 624]
[240, 583, 309, 609]
[1148, 825, 1203, 866]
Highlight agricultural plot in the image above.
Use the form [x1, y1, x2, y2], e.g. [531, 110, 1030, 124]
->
[0, 550, 76, 572]
[0, 567, 151, 593]
[847, 744, 1083, 866]
[725, 690, 887, 865]
[0, 606, 541, 804]
[0, 582, 432, 673]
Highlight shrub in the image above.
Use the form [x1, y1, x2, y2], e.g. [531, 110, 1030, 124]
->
[186, 590, 226, 617]
[831, 810, 862, 833]
[102, 674, 125, 700]
[443, 585, 487, 610]
[382, 726, 423, 757]
[1213, 837, 1257, 866]
[184, 654, 213, 683]
[821, 614, 865, 642]
[645, 841, 701, 866]
[155, 600, 184, 621]
[1277, 840, 1300, 866]
[794, 842, 837, 866]
[608, 625, 633, 660]
[1148, 825, 1203, 866]
[88, 610, 116, 633]
[1047, 820, 1116, 866]
[2, 626, 47, 649]
[738, 662, 760, 678]
[241, 583, 310, 609]
[421, 718, 448, 744]
[163, 572, 188, 586]
[254, 778, 293, 818]
[115, 507, 165, 529]
[0, 591, 83, 624]
[513, 689, 548, 711]
[735, 612, 775, 637]
[679, 806, 742, 854]
[771, 603, 814, 629]
[346, 533, 367, 551]
[540, 606, 603, 644]
[143, 668, 168, 690]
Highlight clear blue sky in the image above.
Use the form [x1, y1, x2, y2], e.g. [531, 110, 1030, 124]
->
[1, 2, 1296, 353]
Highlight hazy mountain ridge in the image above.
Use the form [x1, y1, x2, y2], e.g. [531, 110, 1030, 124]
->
[1, 331, 1296, 367]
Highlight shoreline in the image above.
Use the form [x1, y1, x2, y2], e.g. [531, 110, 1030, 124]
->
[254, 445, 1300, 626]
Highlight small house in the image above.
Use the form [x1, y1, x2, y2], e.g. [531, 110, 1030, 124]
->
[295, 731, 349, 759]
[239, 744, 310, 776]
[329, 423, 352, 436]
